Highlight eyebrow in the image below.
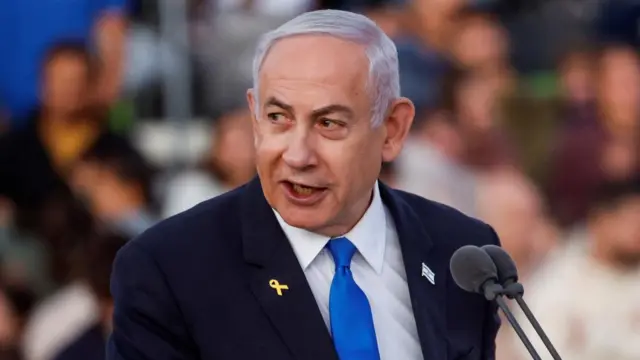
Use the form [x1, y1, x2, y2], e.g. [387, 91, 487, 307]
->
[265, 97, 294, 114]
[264, 96, 354, 119]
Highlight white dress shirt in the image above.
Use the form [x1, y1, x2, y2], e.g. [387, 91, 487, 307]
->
[273, 182, 423, 360]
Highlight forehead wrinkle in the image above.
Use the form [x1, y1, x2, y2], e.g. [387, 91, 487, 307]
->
[259, 35, 369, 93]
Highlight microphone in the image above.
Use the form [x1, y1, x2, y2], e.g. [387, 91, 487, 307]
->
[450, 245, 542, 360]
[482, 245, 562, 360]
[481, 244, 524, 298]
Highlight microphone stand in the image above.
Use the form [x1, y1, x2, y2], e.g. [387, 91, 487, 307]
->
[504, 283, 562, 360]
[484, 283, 542, 360]
[495, 297, 542, 360]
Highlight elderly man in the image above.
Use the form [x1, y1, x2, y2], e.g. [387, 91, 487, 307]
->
[107, 10, 500, 360]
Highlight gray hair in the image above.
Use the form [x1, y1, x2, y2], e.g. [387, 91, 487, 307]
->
[251, 9, 400, 127]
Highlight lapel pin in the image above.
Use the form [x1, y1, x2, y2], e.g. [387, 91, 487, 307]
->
[421, 263, 435, 285]
[269, 279, 289, 296]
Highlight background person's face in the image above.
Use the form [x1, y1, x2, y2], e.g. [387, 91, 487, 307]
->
[598, 48, 640, 126]
[248, 35, 386, 235]
[212, 110, 256, 185]
[42, 54, 90, 115]
[597, 197, 640, 264]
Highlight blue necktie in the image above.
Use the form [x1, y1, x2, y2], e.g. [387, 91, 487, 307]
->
[327, 237, 380, 360]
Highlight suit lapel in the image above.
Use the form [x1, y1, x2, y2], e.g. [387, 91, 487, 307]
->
[379, 183, 449, 360]
[240, 178, 338, 360]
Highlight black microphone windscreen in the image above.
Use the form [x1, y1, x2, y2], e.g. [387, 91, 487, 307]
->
[450, 245, 498, 294]
[482, 245, 519, 284]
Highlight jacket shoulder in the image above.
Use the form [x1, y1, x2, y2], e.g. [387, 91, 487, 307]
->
[124, 185, 247, 261]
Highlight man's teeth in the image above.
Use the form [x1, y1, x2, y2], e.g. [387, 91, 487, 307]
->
[292, 183, 314, 195]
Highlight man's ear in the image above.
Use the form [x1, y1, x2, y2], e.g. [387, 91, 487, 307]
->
[381, 97, 415, 162]
[246, 89, 260, 146]
[247, 89, 257, 120]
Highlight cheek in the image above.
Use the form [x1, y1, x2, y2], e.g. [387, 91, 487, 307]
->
[319, 137, 381, 186]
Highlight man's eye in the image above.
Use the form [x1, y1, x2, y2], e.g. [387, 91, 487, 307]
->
[267, 113, 286, 122]
[318, 119, 341, 129]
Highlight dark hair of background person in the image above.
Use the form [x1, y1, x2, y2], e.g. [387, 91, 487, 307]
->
[590, 177, 640, 212]
[34, 191, 96, 286]
[40, 40, 111, 120]
[81, 231, 129, 301]
[438, 66, 471, 120]
[555, 42, 597, 70]
[41, 40, 101, 84]
[450, 5, 499, 26]
[79, 134, 160, 214]
[593, 41, 640, 76]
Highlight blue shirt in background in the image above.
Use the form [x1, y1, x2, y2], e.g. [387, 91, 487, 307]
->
[0, 0, 127, 129]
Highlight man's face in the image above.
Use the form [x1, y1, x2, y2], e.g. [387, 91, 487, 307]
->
[599, 48, 640, 126]
[42, 54, 90, 115]
[248, 35, 399, 235]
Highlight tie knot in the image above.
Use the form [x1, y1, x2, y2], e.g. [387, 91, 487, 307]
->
[327, 237, 357, 269]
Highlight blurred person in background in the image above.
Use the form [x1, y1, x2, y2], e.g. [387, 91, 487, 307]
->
[502, 45, 599, 187]
[163, 109, 255, 218]
[476, 169, 559, 360]
[396, 64, 515, 218]
[0, 194, 53, 299]
[214, 0, 312, 17]
[517, 178, 640, 360]
[439, 67, 516, 171]
[0, 43, 108, 301]
[448, 8, 514, 94]
[70, 135, 158, 238]
[476, 169, 557, 280]
[20, 200, 96, 360]
[0, 43, 109, 234]
[391, 0, 455, 112]
[407, 0, 464, 52]
[548, 43, 640, 229]
[396, 109, 478, 216]
[51, 232, 128, 360]
[0, 0, 127, 129]
[557, 46, 598, 120]
[191, 0, 292, 116]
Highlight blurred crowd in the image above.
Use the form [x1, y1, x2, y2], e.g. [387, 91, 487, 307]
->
[1, 0, 640, 359]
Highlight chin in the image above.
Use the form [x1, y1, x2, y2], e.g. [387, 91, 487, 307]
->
[276, 205, 330, 232]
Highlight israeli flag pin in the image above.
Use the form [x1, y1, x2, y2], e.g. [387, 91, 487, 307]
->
[421, 262, 435, 285]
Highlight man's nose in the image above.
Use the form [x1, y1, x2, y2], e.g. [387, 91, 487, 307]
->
[282, 129, 318, 170]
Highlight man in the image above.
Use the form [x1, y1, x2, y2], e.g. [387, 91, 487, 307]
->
[0, 43, 105, 232]
[70, 134, 158, 238]
[108, 10, 500, 360]
[516, 178, 640, 360]
[0, 0, 127, 129]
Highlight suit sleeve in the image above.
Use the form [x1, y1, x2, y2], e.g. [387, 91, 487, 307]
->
[107, 240, 198, 360]
[480, 224, 502, 360]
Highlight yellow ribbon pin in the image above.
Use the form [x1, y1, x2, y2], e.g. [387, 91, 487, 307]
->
[269, 279, 289, 296]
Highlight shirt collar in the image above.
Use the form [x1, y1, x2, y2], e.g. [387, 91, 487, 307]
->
[273, 181, 387, 274]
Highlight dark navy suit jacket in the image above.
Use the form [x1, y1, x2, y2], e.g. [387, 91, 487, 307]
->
[54, 323, 106, 360]
[107, 178, 501, 360]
